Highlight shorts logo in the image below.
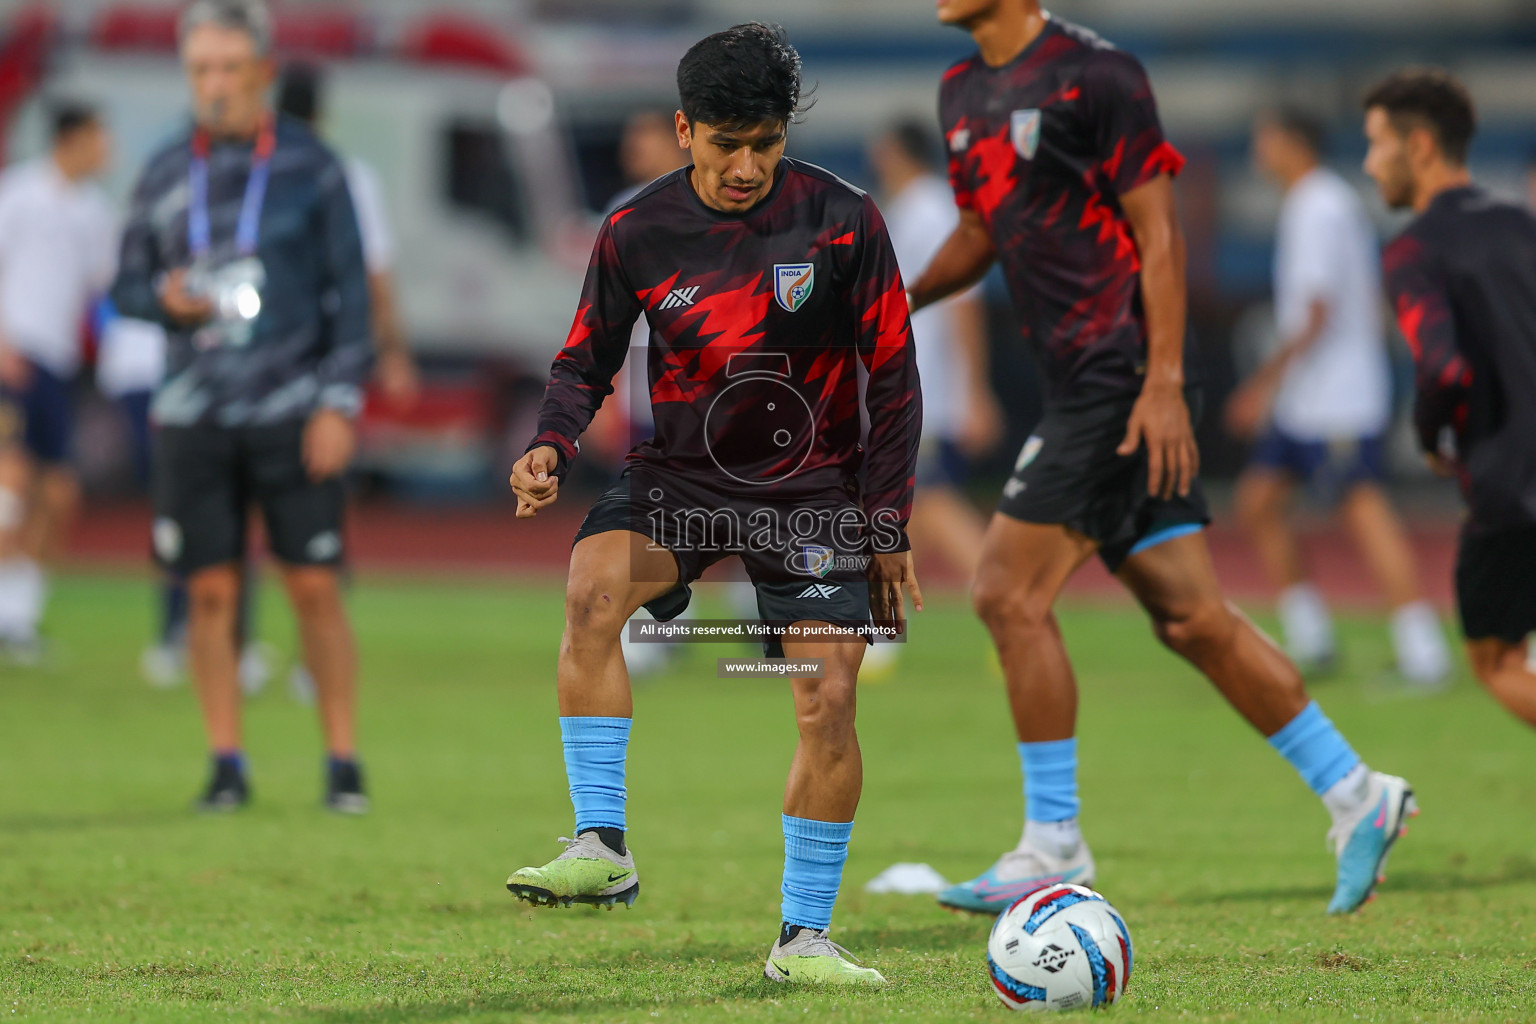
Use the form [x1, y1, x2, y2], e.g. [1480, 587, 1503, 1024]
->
[1003, 478, 1026, 499]
[948, 127, 971, 152]
[773, 263, 815, 313]
[153, 517, 182, 562]
[1014, 435, 1044, 473]
[306, 530, 342, 561]
[1011, 108, 1042, 160]
[800, 545, 834, 578]
[796, 583, 843, 599]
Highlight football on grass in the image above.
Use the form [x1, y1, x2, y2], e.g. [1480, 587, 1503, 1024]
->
[985, 883, 1133, 1011]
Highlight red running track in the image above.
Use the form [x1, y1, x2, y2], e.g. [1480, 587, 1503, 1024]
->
[66, 499, 1459, 609]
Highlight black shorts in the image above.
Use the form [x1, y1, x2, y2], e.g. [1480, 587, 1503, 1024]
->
[1455, 525, 1536, 643]
[573, 468, 872, 658]
[997, 386, 1211, 572]
[152, 422, 346, 576]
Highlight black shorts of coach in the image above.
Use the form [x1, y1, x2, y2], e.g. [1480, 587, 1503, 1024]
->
[573, 467, 873, 659]
[1455, 524, 1536, 644]
[152, 422, 346, 576]
[997, 385, 1211, 572]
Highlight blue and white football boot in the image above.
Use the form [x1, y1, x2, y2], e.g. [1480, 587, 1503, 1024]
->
[937, 837, 1096, 915]
[1326, 772, 1417, 915]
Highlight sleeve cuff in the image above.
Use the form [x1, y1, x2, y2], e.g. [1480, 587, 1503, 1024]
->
[525, 432, 580, 480]
[318, 384, 365, 418]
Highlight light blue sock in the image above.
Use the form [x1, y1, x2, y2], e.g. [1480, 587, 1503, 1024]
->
[1020, 738, 1079, 822]
[559, 716, 630, 832]
[1266, 701, 1361, 795]
[780, 815, 853, 930]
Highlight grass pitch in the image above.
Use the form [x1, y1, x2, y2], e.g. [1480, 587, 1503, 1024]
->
[2, 571, 1535, 1023]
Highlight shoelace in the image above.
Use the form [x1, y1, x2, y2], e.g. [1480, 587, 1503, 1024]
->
[790, 932, 863, 964]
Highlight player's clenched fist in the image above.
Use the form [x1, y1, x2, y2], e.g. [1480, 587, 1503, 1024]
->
[511, 445, 560, 518]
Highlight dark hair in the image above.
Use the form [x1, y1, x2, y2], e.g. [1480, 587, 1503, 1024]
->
[51, 101, 99, 142]
[277, 62, 323, 125]
[677, 22, 807, 130]
[885, 116, 941, 171]
[1362, 67, 1476, 166]
[1259, 105, 1327, 157]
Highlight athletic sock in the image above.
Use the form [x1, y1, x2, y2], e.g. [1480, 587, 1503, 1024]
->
[212, 750, 245, 776]
[1267, 701, 1365, 817]
[1390, 600, 1450, 683]
[161, 578, 189, 646]
[13, 558, 43, 637]
[584, 826, 627, 857]
[0, 558, 27, 638]
[780, 814, 853, 930]
[1024, 817, 1083, 859]
[1019, 738, 1080, 823]
[1320, 762, 1372, 821]
[1278, 583, 1334, 663]
[559, 716, 630, 833]
[779, 921, 810, 945]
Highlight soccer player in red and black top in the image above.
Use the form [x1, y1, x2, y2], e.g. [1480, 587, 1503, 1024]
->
[910, 0, 1413, 918]
[504, 24, 918, 985]
[1364, 68, 1536, 732]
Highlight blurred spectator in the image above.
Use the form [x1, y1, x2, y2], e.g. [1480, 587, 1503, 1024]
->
[608, 109, 693, 214]
[867, 116, 999, 584]
[0, 101, 116, 661]
[110, 0, 372, 812]
[1227, 107, 1449, 684]
[278, 61, 419, 410]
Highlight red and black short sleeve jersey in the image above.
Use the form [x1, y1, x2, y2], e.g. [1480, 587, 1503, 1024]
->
[527, 158, 920, 541]
[1382, 185, 1536, 532]
[941, 17, 1184, 399]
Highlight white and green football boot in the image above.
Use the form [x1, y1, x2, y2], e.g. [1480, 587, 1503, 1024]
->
[506, 833, 639, 909]
[763, 927, 887, 986]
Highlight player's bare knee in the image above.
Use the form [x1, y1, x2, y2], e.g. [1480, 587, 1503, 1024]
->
[1152, 599, 1235, 659]
[284, 567, 342, 615]
[187, 567, 239, 618]
[972, 576, 1051, 638]
[563, 574, 631, 640]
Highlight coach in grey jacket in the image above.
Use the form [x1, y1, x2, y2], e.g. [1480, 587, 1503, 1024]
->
[111, 0, 372, 813]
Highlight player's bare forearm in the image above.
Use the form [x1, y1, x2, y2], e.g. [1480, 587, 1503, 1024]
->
[1119, 174, 1198, 498]
[368, 273, 411, 360]
[908, 209, 996, 312]
[1122, 175, 1186, 389]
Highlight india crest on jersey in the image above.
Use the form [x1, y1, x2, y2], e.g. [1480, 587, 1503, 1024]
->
[774, 263, 815, 312]
[1011, 108, 1042, 160]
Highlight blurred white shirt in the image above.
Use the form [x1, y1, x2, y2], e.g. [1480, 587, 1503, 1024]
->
[96, 316, 166, 398]
[0, 158, 117, 377]
[883, 174, 975, 442]
[1271, 167, 1390, 440]
[344, 157, 393, 274]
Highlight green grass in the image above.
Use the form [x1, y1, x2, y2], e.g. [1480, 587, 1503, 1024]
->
[2, 572, 1535, 1022]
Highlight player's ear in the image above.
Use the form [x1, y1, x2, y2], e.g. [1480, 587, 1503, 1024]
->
[675, 111, 692, 151]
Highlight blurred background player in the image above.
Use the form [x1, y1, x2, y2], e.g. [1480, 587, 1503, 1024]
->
[1226, 107, 1450, 685]
[1365, 68, 1536, 730]
[110, 0, 372, 812]
[909, 0, 1414, 917]
[277, 61, 418, 410]
[860, 116, 998, 678]
[276, 59, 419, 702]
[0, 101, 116, 661]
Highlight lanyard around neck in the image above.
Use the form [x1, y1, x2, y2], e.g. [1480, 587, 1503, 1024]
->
[188, 117, 277, 258]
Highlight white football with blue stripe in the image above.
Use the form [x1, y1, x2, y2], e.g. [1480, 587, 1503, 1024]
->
[985, 883, 1133, 1012]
